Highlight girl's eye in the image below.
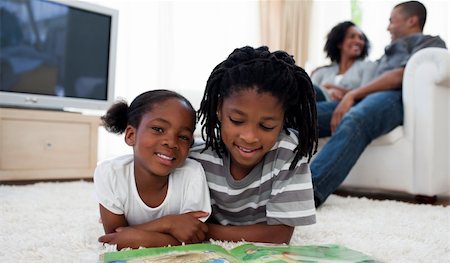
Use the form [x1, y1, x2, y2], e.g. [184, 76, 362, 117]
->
[179, 135, 191, 141]
[229, 117, 243, 125]
[152, 127, 163, 133]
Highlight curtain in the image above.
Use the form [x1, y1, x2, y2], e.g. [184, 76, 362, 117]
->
[260, 0, 312, 67]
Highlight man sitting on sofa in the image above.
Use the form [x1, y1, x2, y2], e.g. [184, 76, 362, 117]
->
[311, 0, 447, 207]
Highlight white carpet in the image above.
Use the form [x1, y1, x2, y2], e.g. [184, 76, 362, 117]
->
[0, 181, 448, 263]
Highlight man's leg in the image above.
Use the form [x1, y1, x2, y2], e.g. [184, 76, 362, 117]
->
[311, 90, 403, 206]
[313, 84, 327, 102]
[315, 100, 338, 137]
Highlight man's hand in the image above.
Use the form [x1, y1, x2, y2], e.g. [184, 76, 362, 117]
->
[331, 91, 356, 133]
[165, 211, 209, 243]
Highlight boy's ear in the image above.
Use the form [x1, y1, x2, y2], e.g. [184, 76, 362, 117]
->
[125, 125, 136, 146]
[216, 100, 223, 121]
[216, 110, 222, 121]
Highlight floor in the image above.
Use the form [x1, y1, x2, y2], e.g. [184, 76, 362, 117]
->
[2, 179, 449, 207]
[335, 187, 450, 207]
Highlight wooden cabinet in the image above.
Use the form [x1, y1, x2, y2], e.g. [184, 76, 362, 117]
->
[0, 108, 100, 181]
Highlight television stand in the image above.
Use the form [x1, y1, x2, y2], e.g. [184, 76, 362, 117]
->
[0, 108, 101, 181]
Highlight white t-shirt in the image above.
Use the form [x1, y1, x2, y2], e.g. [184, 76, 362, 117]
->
[94, 154, 211, 225]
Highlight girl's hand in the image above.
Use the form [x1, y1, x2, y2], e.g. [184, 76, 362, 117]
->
[99, 227, 148, 250]
[166, 211, 209, 243]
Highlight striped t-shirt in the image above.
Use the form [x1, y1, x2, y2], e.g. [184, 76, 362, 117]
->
[189, 130, 316, 226]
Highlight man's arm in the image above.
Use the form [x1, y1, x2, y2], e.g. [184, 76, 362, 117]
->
[348, 67, 404, 100]
[330, 67, 404, 132]
[207, 223, 294, 244]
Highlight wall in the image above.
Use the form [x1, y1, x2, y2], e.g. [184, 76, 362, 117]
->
[89, 0, 449, 161]
[88, 0, 260, 161]
[307, 0, 450, 70]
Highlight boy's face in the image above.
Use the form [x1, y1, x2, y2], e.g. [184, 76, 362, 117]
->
[218, 88, 284, 180]
[125, 98, 195, 178]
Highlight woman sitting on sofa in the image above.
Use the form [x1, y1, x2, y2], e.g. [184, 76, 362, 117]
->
[312, 21, 376, 101]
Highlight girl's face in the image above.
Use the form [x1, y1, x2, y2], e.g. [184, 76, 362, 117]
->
[218, 88, 284, 180]
[125, 98, 195, 178]
[339, 26, 365, 59]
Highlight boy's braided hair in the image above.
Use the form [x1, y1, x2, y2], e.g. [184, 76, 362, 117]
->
[198, 46, 318, 169]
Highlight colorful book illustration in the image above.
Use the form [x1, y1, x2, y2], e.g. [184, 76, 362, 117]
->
[102, 243, 382, 262]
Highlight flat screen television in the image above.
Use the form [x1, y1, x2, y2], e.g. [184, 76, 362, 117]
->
[0, 0, 118, 113]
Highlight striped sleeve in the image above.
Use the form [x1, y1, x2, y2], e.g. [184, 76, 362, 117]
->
[265, 132, 316, 226]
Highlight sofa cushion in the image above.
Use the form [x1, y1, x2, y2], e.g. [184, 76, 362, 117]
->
[318, 125, 404, 148]
[369, 126, 404, 146]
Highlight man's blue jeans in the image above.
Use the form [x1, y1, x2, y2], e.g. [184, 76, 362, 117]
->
[311, 90, 404, 206]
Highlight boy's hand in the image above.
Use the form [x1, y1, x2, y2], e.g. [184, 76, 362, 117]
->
[166, 211, 209, 243]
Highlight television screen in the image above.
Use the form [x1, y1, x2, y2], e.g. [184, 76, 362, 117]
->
[0, 0, 117, 112]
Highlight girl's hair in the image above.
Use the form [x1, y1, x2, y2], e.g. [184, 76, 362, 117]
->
[324, 21, 370, 63]
[101, 89, 196, 134]
[198, 46, 318, 168]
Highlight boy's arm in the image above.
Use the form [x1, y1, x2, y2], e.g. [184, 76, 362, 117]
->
[207, 223, 294, 244]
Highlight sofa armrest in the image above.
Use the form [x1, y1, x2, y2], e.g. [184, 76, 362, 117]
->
[402, 47, 449, 192]
[402, 47, 450, 140]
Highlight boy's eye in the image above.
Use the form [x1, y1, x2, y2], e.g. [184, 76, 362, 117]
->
[260, 124, 276, 131]
[229, 117, 243, 125]
[152, 127, 163, 133]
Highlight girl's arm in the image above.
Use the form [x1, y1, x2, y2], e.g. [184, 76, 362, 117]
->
[99, 204, 184, 249]
[100, 204, 208, 247]
[132, 211, 209, 243]
[206, 223, 294, 244]
[99, 204, 128, 234]
[99, 227, 181, 250]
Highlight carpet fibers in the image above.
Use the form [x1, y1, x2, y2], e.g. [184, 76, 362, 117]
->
[0, 181, 448, 262]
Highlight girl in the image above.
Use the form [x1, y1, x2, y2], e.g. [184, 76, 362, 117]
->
[95, 90, 211, 250]
[190, 46, 318, 244]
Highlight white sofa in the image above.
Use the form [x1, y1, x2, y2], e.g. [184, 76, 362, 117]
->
[322, 47, 450, 197]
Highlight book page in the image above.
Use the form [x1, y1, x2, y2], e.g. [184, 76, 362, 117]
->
[229, 243, 382, 262]
[102, 243, 240, 263]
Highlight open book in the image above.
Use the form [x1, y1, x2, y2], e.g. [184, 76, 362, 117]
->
[101, 243, 382, 262]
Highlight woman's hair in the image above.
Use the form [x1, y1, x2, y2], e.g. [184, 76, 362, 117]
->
[198, 46, 318, 168]
[324, 21, 370, 63]
[101, 89, 196, 134]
